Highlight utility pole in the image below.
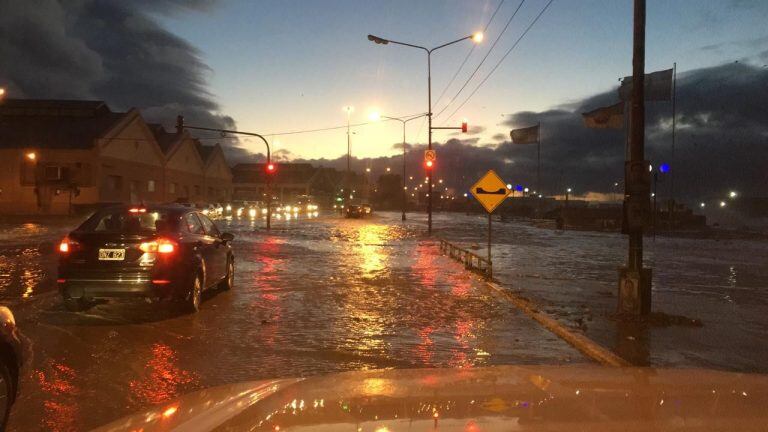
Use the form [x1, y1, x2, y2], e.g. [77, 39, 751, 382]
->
[619, 0, 652, 315]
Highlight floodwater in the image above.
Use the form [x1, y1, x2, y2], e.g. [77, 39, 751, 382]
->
[2, 210, 767, 430]
[425, 211, 768, 372]
[4, 212, 583, 431]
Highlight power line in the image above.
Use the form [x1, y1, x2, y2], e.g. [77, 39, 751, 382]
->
[431, 0, 507, 112]
[193, 112, 424, 139]
[433, 0, 527, 121]
[442, 0, 555, 124]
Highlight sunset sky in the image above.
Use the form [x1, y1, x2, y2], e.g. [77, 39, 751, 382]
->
[158, 0, 768, 159]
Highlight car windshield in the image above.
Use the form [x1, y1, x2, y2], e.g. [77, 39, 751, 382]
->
[78, 209, 177, 234]
[2, 1, 767, 431]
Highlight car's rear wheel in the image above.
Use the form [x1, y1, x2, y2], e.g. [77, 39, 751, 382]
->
[63, 297, 89, 312]
[0, 356, 14, 429]
[185, 273, 203, 313]
[220, 258, 234, 291]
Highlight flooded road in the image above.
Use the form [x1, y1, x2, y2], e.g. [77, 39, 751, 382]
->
[426, 212, 768, 373]
[5, 212, 584, 431]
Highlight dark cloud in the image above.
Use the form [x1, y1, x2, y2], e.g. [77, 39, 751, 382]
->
[296, 63, 767, 203]
[0, 0, 238, 148]
[491, 133, 507, 141]
[498, 62, 768, 201]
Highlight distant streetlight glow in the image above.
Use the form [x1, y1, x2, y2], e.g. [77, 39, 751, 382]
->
[366, 167, 371, 173]
[368, 111, 381, 121]
[729, 191, 738, 199]
[472, 32, 484, 43]
[386, 167, 391, 172]
[700, 202, 706, 208]
[0, 87, 5, 98]
[524, 187, 529, 193]
[26, 152, 36, 161]
[567, 188, 572, 193]
[720, 201, 726, 207]
[506, 183, 512, 189]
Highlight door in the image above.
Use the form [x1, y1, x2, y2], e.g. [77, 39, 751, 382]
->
[183, 212, 218, 286]
[197, 212, 227, 283]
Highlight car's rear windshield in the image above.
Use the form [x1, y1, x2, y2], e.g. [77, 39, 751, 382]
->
[77, 208, 179, 234]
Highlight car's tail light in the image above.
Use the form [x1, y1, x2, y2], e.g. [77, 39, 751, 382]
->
[59, 237, 78, 253]
[140, 238, 176, 254]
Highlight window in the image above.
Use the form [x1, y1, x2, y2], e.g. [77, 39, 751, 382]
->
[198, 213, 220, 236]
[44, 166, 67, 181]
[107, 175, 122, 191]
[169, 182, 177, 194]
[184, 213, 204, 234]
[79, 208, 178, 233]
[147, 180, 156, 192]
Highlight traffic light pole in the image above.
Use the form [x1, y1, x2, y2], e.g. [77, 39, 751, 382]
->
[178, 118, 272, 230]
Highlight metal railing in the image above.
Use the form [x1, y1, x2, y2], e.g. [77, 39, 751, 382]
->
[439, 238, 492, 279]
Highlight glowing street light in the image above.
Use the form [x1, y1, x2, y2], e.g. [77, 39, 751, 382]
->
[0, 87, 5, 98]
[700, 202, 706, 208]
[720, 201, 727, 208]
[729, 191, 738, 199]
[367, 30, 483, 235]
[26, 152, 37, 161]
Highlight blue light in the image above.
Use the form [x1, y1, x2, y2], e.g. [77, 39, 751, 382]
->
[515, 184, 524, 192]
[659, 163, 670, 173]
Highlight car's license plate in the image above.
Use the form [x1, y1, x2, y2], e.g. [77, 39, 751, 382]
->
[98, 249, 125, 261]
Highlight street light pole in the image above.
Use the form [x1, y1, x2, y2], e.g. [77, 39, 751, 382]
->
[367, 32, 482, 235]
[375, 113, 428, 221]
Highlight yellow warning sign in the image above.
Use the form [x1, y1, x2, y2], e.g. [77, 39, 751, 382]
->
[470, 170, 510, 213]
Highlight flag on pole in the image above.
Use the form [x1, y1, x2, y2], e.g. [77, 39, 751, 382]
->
[510, 124, 539, 144]
[618, 68, 673, 101]
[582, 102, 624, 129]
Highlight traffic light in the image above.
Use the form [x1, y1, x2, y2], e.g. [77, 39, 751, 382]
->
[461, 119, 468, 133]
[425, 160, 434, 169]
[266, 163, 276, 173]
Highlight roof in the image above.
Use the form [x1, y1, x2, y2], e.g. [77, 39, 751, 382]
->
[195, 141, 215, 162]
[0, 99, 127, 150]
[148, 123, 181, 154]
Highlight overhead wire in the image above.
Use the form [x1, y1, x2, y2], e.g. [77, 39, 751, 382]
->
[442, 0, 556, 124]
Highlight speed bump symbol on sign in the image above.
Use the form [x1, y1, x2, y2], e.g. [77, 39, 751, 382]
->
[471, 170, 510, 213]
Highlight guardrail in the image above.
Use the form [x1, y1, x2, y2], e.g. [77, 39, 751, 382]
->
[438, 238, 492, 279]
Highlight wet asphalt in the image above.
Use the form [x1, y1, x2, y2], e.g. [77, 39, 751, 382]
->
[4, 212, 585, 431]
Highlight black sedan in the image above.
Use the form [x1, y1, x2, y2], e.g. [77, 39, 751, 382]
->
[57, 204, 235, 313]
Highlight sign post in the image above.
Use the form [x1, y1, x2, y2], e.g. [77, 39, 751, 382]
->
[470, 170, 510, 279]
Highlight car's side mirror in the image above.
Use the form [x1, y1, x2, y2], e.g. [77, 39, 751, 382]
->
[220, 232, 235, 243]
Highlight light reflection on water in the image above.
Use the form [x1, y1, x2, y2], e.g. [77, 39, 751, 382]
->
[129, 343, 198, 406]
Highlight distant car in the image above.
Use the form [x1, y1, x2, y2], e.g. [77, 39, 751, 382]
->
[57, 204, 235, 313]
[345, 205, 365, 219]
[0, 306, 22, 430]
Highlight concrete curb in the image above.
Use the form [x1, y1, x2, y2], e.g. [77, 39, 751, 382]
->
[484, 280, 631, 367]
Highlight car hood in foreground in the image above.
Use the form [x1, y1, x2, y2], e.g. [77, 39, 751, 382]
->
[93, 365, 768, 431]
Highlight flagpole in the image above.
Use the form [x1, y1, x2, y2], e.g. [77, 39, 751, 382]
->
[670, 62, 677, 233]
[537, 122, 541, 197]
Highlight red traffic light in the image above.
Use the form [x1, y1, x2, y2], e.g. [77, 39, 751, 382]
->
[461, 120, 468, 133]
[425, 160, 434, 169]
[266, 163, 276, 173]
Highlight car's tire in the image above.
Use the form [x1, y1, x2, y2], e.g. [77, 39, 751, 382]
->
[185, 273, 203, 313]
[220, 258, 234, 291]
[63, 297, 89, 312]
[0, 356, 15, 430]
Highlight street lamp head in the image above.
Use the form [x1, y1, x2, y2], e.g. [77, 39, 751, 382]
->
[368, 111, 381, 121]
[567, 188, 572, 193]
[343, 105, 354, 113]
[729, 190, 738, 199]
[25, 151, 36, 161]
[0, 87, 5, 98]
[367, 34, 389, 45]
[471, 32, 484, 43]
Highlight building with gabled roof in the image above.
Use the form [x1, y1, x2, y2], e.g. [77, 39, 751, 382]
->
[0, 99, 166, 214]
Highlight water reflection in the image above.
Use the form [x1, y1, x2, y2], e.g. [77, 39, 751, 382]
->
[129, 343, 198, 406]
[36, 360, 79, 432]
